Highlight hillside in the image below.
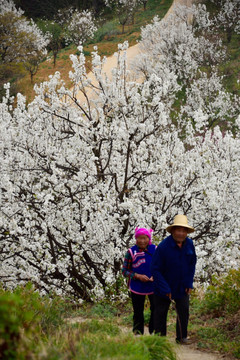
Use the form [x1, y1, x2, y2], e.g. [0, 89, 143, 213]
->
[3, 0, 240, 103]
[6, 0, 173, 102]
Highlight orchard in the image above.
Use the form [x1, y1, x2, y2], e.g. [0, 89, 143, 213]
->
[0, 1, 239, 301]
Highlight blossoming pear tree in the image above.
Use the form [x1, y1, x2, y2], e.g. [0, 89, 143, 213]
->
[0, 0, 50, 82]
[64, 9, 97, 46]
[0, 4, 239, 300]
[104, 0, 140, 33]
[210, 0, 240, 43]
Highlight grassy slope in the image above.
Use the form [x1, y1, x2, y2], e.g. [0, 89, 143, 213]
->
[204, 0, 240, 96]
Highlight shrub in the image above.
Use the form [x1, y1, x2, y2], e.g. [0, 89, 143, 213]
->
[92, 21, 121, 42]
[202, 268, 240, 315]
[0, 289, 36, 359]
[0, 283, 73, 359]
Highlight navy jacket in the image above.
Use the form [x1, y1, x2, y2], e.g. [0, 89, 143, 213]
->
[150, 235, 197, 299]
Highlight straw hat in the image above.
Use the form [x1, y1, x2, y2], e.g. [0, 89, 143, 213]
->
[166, 215, 195, 234]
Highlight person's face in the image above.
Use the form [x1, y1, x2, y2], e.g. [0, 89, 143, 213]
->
[171, 226, 188, 242]
[136, 235, 149, 249]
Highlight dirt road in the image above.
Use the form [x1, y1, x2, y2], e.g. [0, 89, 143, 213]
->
[176, 345, 223, 360]
[98, 0, 195, 78]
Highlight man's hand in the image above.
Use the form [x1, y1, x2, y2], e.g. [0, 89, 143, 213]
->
[166, 293, 172, 300]
[135, 274, 151, 282]
[185, 288, 192, 295]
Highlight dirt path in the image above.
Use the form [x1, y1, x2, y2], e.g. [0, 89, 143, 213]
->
[175, 345, 222, 360]
[100, 0, 195, 76]
[141, 326, 224, 360]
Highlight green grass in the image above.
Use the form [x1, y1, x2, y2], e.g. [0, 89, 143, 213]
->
[41, 323, 177, 360]
[1, 279, 240, 359]
[0, 285, 178, 360]
[188, 287, 240, 359]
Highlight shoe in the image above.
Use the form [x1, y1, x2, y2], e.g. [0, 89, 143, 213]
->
[176, 338, 193, 345]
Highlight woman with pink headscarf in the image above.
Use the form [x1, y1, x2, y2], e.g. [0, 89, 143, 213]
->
[122, 227, 156, 335]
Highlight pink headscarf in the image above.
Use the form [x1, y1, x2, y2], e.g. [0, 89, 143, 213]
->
[135, 227, 154, 244]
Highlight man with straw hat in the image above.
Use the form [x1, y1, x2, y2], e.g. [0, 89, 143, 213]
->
[150, 214, 197, 344]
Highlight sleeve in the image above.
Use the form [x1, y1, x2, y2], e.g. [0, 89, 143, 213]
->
[185, 242, 197, 289]
[150, 244, 171, 295]
[121, 250, 136, 280]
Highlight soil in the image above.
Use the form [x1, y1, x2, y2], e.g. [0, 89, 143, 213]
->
[174, 345, 223, 360]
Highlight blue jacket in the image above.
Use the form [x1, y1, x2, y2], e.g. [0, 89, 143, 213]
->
[150, 235, 197, 299]
[129, 244, 156, 295]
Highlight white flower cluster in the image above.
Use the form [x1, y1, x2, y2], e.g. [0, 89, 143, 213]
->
[64, 9, 97, 46]
[137, 5, 225, 84]
[211, 0, 240, 37]
[105, 0, 139, 7]
[0, 0, 23, 15]
[0, 3, 239, 300]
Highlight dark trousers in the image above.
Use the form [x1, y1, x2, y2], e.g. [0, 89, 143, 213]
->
[131, 292, 154, 335]
[153, 294, 189, 340]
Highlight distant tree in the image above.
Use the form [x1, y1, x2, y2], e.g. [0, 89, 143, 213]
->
[141, 0, 148, 11]
[23, 55, 41, 84]
[38, 20, 64, 67]
[13, 0, 106, 19]
[104, 0, 141, 33]
[137, 5, 226, 87]
[0, 0, 49, 83]
[64, 9, 97, 46]
[54, 6, 75, 27]
[20, 22, 49, 83]
[211, 0, 240, 43]
[0, 12, 27, 63]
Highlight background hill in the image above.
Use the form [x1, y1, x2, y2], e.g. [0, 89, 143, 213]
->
[2, 0, 239, 102]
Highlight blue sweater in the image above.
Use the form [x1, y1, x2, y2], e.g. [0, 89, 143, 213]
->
[150, 235, 197, 299]
[128, 244, 156, 295]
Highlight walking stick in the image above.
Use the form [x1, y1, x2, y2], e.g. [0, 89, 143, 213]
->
[170, 298, 183, 342]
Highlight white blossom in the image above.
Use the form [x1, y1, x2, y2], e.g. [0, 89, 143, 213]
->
[0, 3, 239, 300]
[64, 9, 97, 46]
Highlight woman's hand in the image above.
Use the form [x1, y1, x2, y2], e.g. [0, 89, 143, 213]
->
[135, 273, 151, 282]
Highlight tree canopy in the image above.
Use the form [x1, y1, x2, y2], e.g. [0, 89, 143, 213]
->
[14, 0, 106, 19]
